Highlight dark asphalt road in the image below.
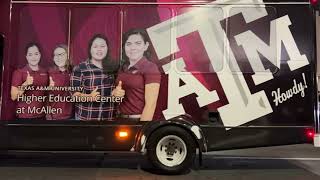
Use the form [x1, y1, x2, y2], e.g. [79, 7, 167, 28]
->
[0, 144, 319, 180]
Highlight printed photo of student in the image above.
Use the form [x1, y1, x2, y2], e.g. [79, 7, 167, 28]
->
[71, 34, 120, 121]
[114, 28, 161, 121]
[11, 43, 48, 120]
[47, 44, 73, 120]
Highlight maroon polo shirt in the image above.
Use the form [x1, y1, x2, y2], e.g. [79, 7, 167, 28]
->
[116, 57, 161, 115]
[47, 68, 73, 120]
[11, 65, 48, 119]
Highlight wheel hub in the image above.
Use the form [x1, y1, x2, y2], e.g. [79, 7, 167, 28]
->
[156, 135, 187, 167]
[166, 141, 179, 156]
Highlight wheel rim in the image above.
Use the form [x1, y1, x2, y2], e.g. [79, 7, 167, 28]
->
[156, 135, 187, 167]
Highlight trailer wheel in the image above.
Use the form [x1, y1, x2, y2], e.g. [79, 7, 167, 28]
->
[146, 126, 196, 174]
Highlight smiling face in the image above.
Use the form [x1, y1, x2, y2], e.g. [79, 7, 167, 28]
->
[124, 34, 149, 62]
[53, 47, 67, 68]
[90, 37, 108, 61]
[26, 45, 41, 66]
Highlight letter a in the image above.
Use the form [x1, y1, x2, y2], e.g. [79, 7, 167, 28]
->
[162, 58, 220, 119]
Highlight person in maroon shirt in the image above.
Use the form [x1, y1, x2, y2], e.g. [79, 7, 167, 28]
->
[114, 29, 161, 121]
[11, 43, 48, 120]
[47, 44, 73, 120]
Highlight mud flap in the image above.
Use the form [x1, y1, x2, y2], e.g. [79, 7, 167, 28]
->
[314, 133, 320, 147]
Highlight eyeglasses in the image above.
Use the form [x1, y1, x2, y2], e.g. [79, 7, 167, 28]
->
[54, 52, 66, 58]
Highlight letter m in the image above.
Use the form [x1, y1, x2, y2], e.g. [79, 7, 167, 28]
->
[234, 15, 309, 85]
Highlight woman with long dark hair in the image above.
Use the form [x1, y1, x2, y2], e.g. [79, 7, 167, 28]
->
[71, 34, 122, 121]
[114, 28, 161, 121]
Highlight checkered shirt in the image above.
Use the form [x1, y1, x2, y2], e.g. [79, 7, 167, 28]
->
[71, 60, 115, 121]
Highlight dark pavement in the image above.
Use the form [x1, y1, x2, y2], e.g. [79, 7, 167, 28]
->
[0, 144, 319, 179]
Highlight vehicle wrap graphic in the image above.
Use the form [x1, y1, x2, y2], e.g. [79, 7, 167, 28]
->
[1, 0, 314, 128]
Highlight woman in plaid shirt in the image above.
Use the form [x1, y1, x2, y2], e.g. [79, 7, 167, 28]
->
[71, 34, 122, 121]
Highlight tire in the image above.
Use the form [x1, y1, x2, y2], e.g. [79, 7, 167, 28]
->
[146, 126, 197, 174]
